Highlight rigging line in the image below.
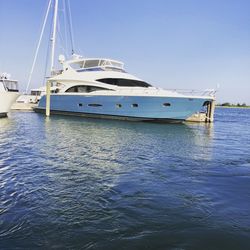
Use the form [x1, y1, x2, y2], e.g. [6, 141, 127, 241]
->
[62, 0, 69, 57]
[66, 0, 75, 54]
[43, 9, 54, 86]
[57, 18, 68, 56]
[58, 5, 70, 57]
[26, 0, 52, 93]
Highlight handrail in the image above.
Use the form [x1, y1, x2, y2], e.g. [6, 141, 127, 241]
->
[167, 88, 217, 97]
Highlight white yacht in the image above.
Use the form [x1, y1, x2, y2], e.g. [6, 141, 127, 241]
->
[34, 55, 215, 122]
[0, 73, 19, 118]
[33, 0, 215, 123]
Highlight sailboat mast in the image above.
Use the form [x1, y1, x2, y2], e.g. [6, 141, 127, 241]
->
[46, 0, 58, 117]
[50, 0, 59, 74]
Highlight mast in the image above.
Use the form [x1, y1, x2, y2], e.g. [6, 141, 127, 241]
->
[50, 0, 59, 74]
[46, 0, 58, 117]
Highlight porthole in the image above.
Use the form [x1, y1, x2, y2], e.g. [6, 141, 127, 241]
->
[132, 103, 138, 107]
[116, 104, 122, 108]
[88, 104, 102, 107]
[163, 103, 171, 107]
[78, 103, 83, 107]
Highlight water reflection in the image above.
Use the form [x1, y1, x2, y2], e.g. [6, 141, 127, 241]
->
[43, 115, 215, 163]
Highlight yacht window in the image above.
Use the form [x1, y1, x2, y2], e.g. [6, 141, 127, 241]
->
[2, 81, 18, 92]
[65, 85, 111, 93]
[78, 86, 88, 92]
[87, 86, 107, 92]
[66, 86, 78, 93]
[31, 91, 41, 96]
[88, 104, 102, 107]
[79, 103, 83, 107]
[84, 60, 100, 68]
[163, 103, 171, 107]
[77, 68, 104, 72]
[116, 104, 122, 108]
[132, 104, 138, 107]
[97, 78, 151, 87]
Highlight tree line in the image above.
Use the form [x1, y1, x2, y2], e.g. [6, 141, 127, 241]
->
[218, 102, 248, 107]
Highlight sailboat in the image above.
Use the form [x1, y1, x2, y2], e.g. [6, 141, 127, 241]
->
[34, 0, 216, 122]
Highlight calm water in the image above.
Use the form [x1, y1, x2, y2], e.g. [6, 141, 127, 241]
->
[0, 108, 250, 250]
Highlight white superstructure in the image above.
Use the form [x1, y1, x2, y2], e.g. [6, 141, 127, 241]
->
[0, 73, 19, 117]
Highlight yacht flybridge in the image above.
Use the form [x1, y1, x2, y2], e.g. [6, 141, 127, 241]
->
[34, 55, 215, 122]
[0, 73, 19, 118]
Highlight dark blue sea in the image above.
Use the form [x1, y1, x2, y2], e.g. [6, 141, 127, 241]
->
[0, 108, 250, 250]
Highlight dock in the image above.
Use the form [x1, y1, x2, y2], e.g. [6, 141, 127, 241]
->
[11, 102, 37, 111]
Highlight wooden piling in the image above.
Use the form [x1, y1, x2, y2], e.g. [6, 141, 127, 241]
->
[45, 81, 51, 117]
[206, 100, 215, 123]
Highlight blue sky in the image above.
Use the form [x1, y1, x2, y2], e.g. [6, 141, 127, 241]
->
[0, 0, 249, 104]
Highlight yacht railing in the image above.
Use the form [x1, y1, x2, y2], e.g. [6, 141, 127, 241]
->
[168, 88, 216, 97]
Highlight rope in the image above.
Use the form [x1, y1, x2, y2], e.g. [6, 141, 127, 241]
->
[26, 0, 52, 93]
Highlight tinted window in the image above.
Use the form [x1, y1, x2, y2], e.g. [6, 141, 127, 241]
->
[97, 78, 151, 87]
[66, 85, 111, 93]
[88, 104, 102, 107]
[163, 103, 171, 107]
[132, 103, 139, 107]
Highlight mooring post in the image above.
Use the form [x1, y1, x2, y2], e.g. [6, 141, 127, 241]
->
[206, 100, 215, 123]
[46, 80, 51, 117]
[209, 100, 215, 122]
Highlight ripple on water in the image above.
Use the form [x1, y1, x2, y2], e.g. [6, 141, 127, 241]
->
[0, 110, 250, 249]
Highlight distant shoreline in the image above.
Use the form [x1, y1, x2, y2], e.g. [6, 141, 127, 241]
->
[216, 105, 250, 109]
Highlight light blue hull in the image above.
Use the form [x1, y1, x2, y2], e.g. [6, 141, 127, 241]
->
[35, 95, 211, 122]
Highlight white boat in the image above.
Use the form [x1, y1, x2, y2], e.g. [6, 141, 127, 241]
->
[34, 55, 215, 122]
[33, 0, 216, 123]
[16, 86, 59, 104]
[12, 86, 58, 111]
[0, 73, 19, 118]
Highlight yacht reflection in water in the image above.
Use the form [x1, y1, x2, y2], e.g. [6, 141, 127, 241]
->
[42, 115, 214, 167]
